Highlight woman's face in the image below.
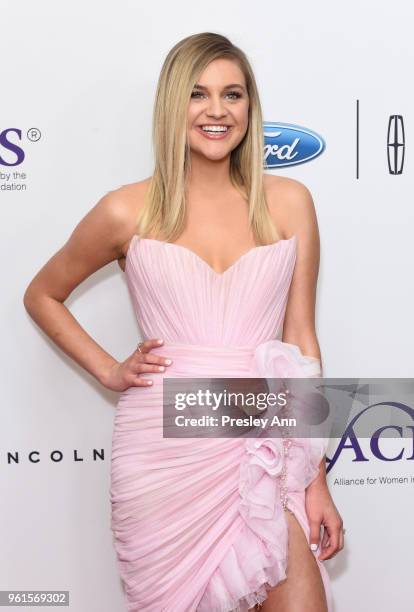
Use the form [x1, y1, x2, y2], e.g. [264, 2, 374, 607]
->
[187, 58, 249, 161]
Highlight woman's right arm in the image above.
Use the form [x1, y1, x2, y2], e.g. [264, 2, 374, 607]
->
[22, 186, 169, 391]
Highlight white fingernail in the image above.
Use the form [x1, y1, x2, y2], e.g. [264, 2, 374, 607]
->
[310, 543, 318, 551]
[165, 359, 172, 365]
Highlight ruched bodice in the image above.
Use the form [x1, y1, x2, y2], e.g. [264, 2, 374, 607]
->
[124, 234, 297, 347]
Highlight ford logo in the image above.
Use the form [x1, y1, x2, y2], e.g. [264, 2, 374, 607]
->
[263, 122, 325, 168]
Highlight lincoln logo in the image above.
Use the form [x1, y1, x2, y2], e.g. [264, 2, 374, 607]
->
[387, 115, 405, 175]
[263, 122, 325, 168]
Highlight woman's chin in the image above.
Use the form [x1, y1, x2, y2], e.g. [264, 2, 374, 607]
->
[189, 145, 234, 162]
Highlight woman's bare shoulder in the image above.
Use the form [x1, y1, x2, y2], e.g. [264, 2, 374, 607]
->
[263, 173, 317, 239]
[263, 173, 313, 203]
[110, 176, 152, 212]
[114, 176, 153, 197]
[106, 176, 153, 255]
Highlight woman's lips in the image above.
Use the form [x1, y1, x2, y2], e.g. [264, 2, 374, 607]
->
[195, 126, 233, 140]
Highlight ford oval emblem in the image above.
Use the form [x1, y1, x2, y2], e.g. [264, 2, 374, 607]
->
[263, 122, 325, 168]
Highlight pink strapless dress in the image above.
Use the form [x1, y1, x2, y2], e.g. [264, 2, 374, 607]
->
[110, 234, 333, 612]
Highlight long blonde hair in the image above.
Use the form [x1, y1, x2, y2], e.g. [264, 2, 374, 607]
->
[136, 32, 280, 245]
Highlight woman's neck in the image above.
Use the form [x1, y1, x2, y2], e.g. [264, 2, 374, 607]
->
[186, 151, 234, 197]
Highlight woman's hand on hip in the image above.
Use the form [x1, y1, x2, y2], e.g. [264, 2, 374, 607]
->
[101, 338, 172, 391]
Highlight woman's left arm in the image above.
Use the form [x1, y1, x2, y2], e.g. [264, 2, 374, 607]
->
[268, 177, 344, 560]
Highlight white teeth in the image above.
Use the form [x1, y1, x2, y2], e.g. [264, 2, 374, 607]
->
[201, 125, 229, 132]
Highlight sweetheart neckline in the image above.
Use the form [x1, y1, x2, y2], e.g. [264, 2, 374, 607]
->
[125, 233, 297, 277]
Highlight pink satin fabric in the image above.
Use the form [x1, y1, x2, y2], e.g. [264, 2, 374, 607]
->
[110, 235, 333, 611]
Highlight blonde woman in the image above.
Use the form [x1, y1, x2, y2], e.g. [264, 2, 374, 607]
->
[24, 32, 343, 612]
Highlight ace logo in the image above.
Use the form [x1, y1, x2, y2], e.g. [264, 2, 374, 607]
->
[0, 128, 25, 166]
[327, 401, 414, 474]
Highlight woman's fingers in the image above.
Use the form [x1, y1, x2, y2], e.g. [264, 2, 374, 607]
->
[129, 338, 173, 387]
[129, 373, 154, 387]
[135, 361, 167, 374]
[338, 529, 344, 551]
[318, 518, 343, 560]
[320, 525, 330, 550]
[134, 338, 164, 354]
[134, 338, 172, 366]
[135, 351, 173, 368]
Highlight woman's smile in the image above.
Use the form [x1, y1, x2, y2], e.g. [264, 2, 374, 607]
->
[195, 124, 234, 140]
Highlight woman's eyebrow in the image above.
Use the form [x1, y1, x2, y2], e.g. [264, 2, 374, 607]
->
[193, 83, 246, 92]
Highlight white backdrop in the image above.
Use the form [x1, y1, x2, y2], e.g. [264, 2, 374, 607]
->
[2, 1, 413, 610]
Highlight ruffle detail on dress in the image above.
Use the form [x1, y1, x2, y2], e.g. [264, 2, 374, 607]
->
[250, 338, 328, 484]
[196, 522, 286, 612]
[250, 338, 322, 379]
[197, 438, 288, 612]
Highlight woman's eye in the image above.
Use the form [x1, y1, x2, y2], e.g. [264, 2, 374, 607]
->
[226, 91, 242, 100]
[190, 91, 242, 100]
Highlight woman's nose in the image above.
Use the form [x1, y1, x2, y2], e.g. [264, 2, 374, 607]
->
[206, 95, 227, 118]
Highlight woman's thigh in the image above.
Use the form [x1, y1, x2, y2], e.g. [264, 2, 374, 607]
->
[249, 508, 328, 612]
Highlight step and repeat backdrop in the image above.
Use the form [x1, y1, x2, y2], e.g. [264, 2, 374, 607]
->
[2, 1, 413, 610]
